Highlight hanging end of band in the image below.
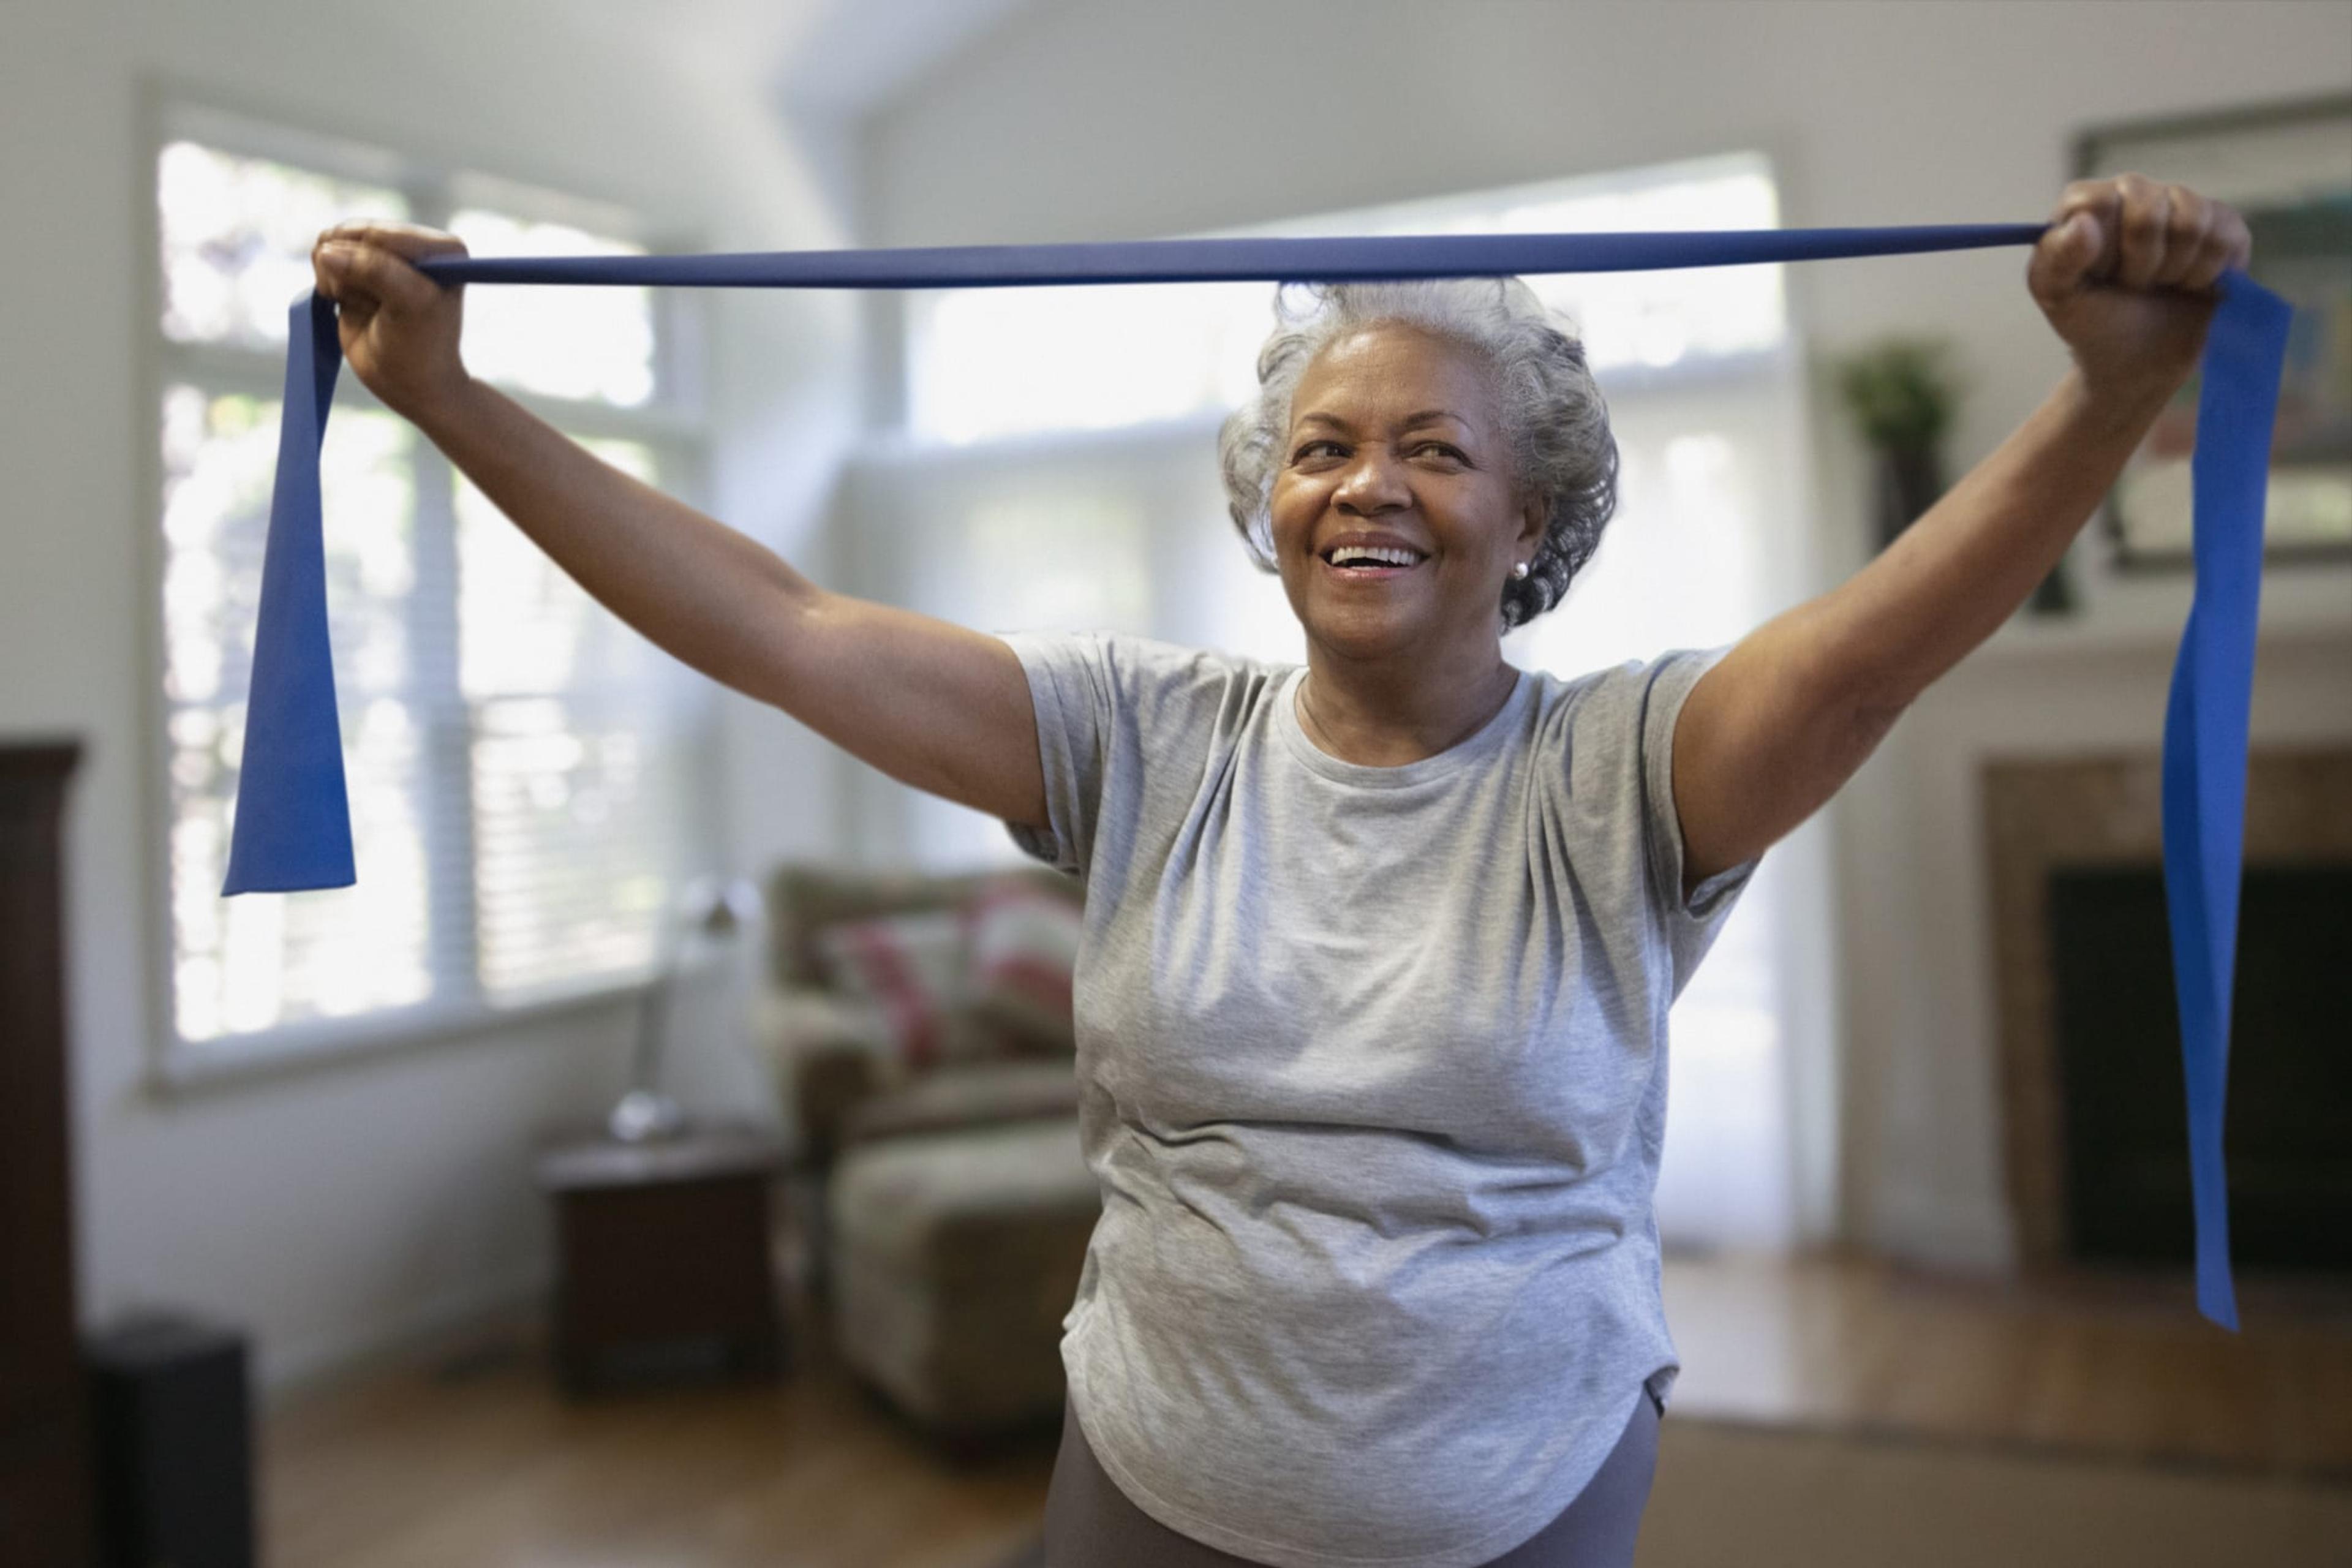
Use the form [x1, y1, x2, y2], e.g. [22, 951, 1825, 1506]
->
[2196, 1256, 2241, 1333]
[2168, 265, 2287, 1338]
[217, 291, 358, 897]
[221, 846, 359, 897]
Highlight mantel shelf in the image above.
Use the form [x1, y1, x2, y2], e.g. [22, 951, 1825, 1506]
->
[1979, 562, 2352, 664]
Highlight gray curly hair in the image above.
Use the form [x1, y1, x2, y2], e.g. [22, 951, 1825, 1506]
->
[1217, 277, 1619, 631]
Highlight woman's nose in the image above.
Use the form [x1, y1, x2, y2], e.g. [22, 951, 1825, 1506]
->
[1335, 448, 1409, 513]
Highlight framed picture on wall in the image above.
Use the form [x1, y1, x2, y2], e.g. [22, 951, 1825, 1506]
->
[2073, 93, 2352, 570]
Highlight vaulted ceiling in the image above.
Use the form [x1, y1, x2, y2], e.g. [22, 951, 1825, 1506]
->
[570, 0, 1033, 121]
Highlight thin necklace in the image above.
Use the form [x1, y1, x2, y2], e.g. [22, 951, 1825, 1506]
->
[1298, 665, 1515, 760]
[1298, 676, 1341, 754]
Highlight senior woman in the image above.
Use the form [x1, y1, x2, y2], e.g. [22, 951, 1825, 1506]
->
[312, 173, 2247, 1568]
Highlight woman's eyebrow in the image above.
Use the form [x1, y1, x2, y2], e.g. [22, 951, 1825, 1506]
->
[1290, 410, 1479, 448]
[1294, 409, 1472, 434]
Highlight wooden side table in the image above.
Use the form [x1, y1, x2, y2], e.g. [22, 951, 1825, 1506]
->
[535, 1120, 791, 1395]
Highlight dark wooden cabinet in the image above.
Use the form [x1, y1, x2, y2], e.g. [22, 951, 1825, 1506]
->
[0, 741, 90, 1568]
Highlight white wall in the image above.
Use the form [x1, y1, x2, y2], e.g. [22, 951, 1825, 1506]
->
[0, 0, 859, 1391]
[858, 0, 2352, 1270]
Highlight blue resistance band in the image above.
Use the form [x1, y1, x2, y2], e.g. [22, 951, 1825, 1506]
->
[225, 223, 2290, 1330]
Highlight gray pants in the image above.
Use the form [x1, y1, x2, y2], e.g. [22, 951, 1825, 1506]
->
[1042, 1386, 1662, 1568]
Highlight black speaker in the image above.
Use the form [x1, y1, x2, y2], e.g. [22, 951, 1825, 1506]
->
[84, 1314, 255, 1568]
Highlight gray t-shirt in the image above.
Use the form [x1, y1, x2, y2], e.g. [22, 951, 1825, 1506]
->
[999, 631, 1757, 1568]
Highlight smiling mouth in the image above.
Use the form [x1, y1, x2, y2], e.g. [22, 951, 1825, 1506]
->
[1319, 545, 1428, 578]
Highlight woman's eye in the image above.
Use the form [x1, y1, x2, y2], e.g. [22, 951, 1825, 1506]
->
[1416, 442, 1468, 462]
[1292, 440, 1344, 462]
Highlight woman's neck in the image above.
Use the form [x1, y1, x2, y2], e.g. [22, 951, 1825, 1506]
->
[1295, 638, 1521, 766]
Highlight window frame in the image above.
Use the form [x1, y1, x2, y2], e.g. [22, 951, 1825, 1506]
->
[135, 83, 718, 1093]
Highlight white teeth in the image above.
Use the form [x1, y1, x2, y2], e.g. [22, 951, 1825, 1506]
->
[1327, 545, 1421, 568]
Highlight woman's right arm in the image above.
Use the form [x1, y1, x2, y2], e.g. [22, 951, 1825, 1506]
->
[312, 221, 1049, 831]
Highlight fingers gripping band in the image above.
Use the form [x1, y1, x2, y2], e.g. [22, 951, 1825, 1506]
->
[225, 224, 2291, 1331]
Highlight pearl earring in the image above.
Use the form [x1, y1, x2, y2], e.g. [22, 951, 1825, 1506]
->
[1510, 561, 1530, 580]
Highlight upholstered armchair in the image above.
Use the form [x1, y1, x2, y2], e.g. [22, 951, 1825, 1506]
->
[756, 862, 1100, 1444]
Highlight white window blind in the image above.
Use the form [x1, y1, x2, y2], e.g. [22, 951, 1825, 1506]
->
[153, 105, 714, 1068]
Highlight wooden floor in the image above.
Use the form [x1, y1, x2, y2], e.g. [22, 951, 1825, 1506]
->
[260, 1243, 2352, 1566]
[264, 1243, 1057, 1568]
[1664, 1248, 2352, 1479]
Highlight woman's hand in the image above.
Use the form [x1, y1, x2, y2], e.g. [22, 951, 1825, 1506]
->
[2027, 173, 2253, 409]
[310, 221, 473, 423]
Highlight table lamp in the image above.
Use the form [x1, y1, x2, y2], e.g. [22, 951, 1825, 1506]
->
[608, 873, 764, 1144]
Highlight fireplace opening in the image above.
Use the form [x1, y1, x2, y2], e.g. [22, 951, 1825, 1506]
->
[2047, 862, 2352, 1273]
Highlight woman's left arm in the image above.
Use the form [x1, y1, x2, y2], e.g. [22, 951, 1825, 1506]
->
[1670, 174, 2253, 897]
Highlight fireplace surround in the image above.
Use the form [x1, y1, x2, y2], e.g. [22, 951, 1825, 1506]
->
[1983, 747, 2352, 1275]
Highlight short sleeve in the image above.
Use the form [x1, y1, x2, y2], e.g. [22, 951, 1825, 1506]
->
[992, 631, 1276, 890]
[994, 631, 1108, 878]
[1635, 646, 1760, 993]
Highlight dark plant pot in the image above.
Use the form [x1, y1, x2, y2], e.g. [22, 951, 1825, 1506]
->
[1872, 440, 1943, 553]
[1871, 438, 2079, 616]
[2026, 552, 2079, 616]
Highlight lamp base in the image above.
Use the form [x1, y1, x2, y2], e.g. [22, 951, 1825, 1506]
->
[607, 1090, 692, 1144]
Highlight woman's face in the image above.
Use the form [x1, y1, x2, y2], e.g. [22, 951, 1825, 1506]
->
[1268, 323, 1544, 665]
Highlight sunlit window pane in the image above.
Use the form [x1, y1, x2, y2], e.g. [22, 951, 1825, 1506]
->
[471, 696, 693, 1003]
[160, 386, 417, 707]
[1484, 171, 1785, 371]
[911, 281, 1268, 445]
[170, 696, 434, 1041]
[455, 437, 663, 697]
[448, 209, 655, 405]
[156, 122, 703, 1055]
[907, 155, 1787, 445]
[157, 140, 408, 348]
[159, 382, 430, 1042]
[458, 437, 695, 1005]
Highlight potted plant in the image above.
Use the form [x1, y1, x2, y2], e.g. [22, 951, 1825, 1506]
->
[1833, 336, 2075, 612]
[1833, 336, 1962, 554]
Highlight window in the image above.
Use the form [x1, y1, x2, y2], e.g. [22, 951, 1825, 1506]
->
[905, 152, 1787, 446]
[152, 104, 713, 1071]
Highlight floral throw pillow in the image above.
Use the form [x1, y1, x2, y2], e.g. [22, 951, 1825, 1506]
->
[813, 909, 968, 1074]
[962, 883, 1082, 1055]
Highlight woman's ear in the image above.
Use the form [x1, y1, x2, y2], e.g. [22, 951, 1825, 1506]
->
[1516, 494, 1548, 557]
